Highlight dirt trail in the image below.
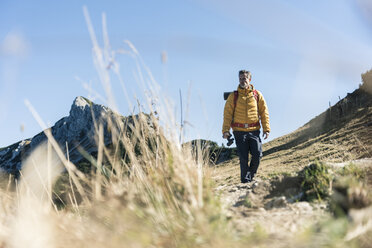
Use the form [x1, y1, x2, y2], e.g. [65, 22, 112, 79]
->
[213, 171, 328, 240]
[212, 158, 372, 242]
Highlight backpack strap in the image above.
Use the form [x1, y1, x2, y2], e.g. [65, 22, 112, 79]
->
[253, 90, 259, 117]
[233, 91, 238, 110]
[230, 91, 238, 124]
[253, 90, 258, 103]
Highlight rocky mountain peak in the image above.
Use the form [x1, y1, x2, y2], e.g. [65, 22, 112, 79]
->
[70, 96, 108, 118]
[0, 97, 120, 175]
[73, 96, 91, 108]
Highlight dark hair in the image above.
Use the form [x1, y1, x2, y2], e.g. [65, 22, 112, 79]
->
[239, 70, 251, 79]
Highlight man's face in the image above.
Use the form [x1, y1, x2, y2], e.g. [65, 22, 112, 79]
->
[239, 73, 250, 88]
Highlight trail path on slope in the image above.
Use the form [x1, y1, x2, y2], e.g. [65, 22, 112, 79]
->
[212, 163, 328, 242]
[212, 158, 372, 243]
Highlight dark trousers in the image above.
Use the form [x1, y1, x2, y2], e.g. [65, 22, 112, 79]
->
[233, 130, 263, 182]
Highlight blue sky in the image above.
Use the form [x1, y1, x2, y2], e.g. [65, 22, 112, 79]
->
[1, 0, 372, 148]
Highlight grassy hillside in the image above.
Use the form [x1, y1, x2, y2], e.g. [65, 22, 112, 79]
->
[261, 70, 372, 175]
[210, 70, 372, 247]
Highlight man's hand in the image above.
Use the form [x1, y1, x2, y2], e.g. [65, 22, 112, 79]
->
[223, 132, 231, 139]
[263, 132, 269, 140]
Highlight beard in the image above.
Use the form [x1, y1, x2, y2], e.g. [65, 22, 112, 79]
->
[239, 81, 249, 88]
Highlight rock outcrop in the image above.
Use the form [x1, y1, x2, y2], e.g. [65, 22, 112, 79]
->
[0, 96, 137, 175]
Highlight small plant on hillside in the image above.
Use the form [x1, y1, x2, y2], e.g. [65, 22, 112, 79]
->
[243, 197, 253, 208]
[339, 162, 366, 181]
[300, 160, 333, 201]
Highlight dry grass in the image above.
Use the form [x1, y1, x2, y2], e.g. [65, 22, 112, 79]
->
[0, 9, 248, 248]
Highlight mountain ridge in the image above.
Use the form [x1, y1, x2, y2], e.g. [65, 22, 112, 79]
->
[0, 96, 131, 175]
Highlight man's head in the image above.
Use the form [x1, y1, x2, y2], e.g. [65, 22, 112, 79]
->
[239, 70, 251, 89]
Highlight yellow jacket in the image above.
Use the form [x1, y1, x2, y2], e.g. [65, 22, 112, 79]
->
[222, 84, 270, 134]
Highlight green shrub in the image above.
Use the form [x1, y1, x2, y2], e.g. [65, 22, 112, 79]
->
[300, 160, 332, 201]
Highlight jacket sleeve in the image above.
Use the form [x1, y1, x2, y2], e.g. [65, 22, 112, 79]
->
[257, 91, 270, 133]
[222, 93, 234, 134]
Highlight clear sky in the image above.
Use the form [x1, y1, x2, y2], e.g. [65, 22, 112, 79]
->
[1, 0, 372, 148]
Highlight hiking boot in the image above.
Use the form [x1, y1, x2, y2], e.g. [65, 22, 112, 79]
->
[245, 172, 252, 182]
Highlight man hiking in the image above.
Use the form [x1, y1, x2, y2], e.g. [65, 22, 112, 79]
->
[222, 70, 270, 183]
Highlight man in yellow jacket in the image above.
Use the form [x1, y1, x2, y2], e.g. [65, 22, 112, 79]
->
[222, 70, 270, 183]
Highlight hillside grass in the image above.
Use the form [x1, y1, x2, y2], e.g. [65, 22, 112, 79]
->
[261, 105, 372, 176]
